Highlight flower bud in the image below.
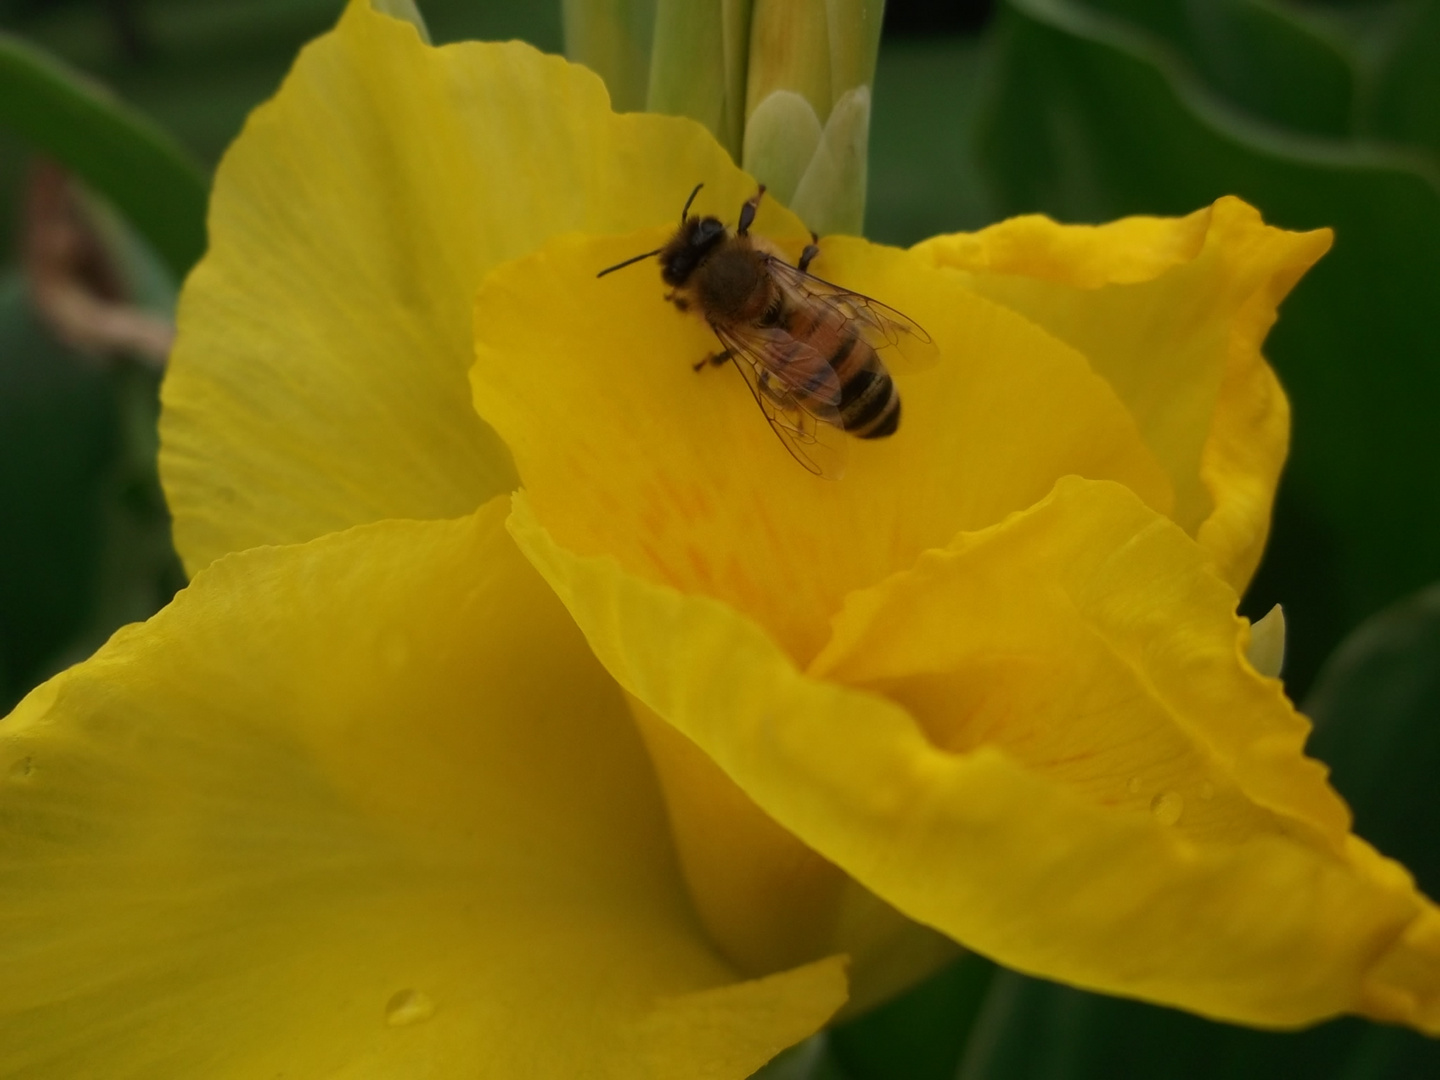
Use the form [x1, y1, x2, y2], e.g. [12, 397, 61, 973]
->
[743, 0, 882, 235]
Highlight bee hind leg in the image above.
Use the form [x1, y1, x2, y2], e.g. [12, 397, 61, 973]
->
[693, 348, 734, 373]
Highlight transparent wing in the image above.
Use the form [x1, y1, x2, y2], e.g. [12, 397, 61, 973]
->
[765, 256, 940, 372]
[713, 318, 844, 407]
[711, 321, 848, 480]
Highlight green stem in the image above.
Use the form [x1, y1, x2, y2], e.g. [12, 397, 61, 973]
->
[565, 0, 885, 235]
[742, 0, 885, 235]
[646, 0, 751, 160]
[562, 0, 659, 113]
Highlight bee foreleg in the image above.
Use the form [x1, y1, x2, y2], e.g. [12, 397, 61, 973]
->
[693, 348, 734, 373]
[799, 234, 820, 273]
[665, 290, 690, 313]
[737, 186, 767, 237]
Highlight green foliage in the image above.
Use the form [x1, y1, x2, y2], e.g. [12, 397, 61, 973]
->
[1361, 2, 1440, 157]
[0, 28, 207, 277]
[1307, 581, 1440, 900]
[866, 34, 995, 242]
[953, 968, 1439, 1080]
[0, 274, 181, 711]
[829, 951, 997, 1080]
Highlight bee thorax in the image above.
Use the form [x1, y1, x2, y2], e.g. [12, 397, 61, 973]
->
[697, 247, 769, 321]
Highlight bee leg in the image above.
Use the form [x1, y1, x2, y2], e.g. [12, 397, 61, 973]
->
[799, 231, 820, 272]
[665, 290, 690, 313]
[693, 348, 733, 373]
[737, 185, 767, 236]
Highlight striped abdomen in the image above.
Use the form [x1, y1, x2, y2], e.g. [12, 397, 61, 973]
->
[781, 300, 901, 439]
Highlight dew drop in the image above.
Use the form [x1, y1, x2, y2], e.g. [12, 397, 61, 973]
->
[384, 988, 436, 1027]
[8, 756, 33, 780]
[1126, 776, 1144, 796]
[1198, 781, 1215, 801]
[1150, 791, 1184, 826]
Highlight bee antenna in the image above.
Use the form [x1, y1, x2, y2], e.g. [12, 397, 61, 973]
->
[596, 247, 665, 278]
[680, 182, 704, 222]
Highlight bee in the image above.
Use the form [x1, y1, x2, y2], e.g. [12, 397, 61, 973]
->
[597, 183, 936, 478]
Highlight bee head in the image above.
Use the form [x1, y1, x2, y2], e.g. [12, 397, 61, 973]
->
[594, 183, 729, 283]
[659, 216, 727, 287]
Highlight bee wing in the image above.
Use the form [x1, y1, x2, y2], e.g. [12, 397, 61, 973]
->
[711, 321, 848, 480]
[713, 319, 845, 408]
[765, 257, 940, 373]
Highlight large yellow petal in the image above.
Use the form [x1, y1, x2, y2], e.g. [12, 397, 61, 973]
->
[161, 0, 792, 574]
[810, 477, 1346, 848]
[913, 197, 1330, 590]
[626, 696, 960, 1017]
[473, 230, 1170, 663]
[508, 485, 1440, 1031]
[0, 499, 845, 1077]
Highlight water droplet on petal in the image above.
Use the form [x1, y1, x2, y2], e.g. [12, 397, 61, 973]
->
[1150, 791, 1184, 826]
[1198, 782, 1215, 801]
[385, 988, 436, 1027]
[1126, 776, 1144, 796]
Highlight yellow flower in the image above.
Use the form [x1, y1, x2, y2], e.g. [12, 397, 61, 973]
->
[3, 2, 1438, 1074]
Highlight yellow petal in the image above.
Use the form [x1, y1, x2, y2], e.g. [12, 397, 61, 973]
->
[473, 230, 1170, 662]
[508, 485, 1440, 1031]
[811, 477, 1347, 847]
[0, 499, 845, 1076]
[628, 695, 959, 1018]
[162, 0, 785, 574]
[913, 197, 1330, 590]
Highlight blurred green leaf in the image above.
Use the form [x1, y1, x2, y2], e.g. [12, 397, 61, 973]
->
[561, 0, 657, 112]
[0, 272, 182, 711]
[750, 1034, 850, 1079]
[955, 968, 1436, 1080]
[750, 954, 998, 1077]
[0, 28, 207, 277]
[0, 271, 113, 703]
[954, 580, 1440, 1079]
[1087, 0, 1357, 138]
[1358, 0, 1440, 160]
[0, 0, 566, 261]
[866, 35, 995, 242]
[829, 951, 997, 1080]
[1306, 580, 1440, 898]
[978, 0, 1440, 698]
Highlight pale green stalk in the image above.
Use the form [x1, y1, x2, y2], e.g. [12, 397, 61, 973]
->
[564, 0, 884, 235]
[373, 0, 431, 43]
[743, 0, 884, 235]
[562, 0, 658, 113]
[648, 1, 741, 159]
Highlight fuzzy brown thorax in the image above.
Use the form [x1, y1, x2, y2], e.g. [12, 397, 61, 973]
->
[693, 242, 775, 324]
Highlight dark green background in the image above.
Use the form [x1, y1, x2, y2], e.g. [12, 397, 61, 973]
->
[2, 1, 1438, 1076]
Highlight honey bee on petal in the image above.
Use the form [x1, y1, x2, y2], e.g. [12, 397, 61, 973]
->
[598, 183, 938, 478]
